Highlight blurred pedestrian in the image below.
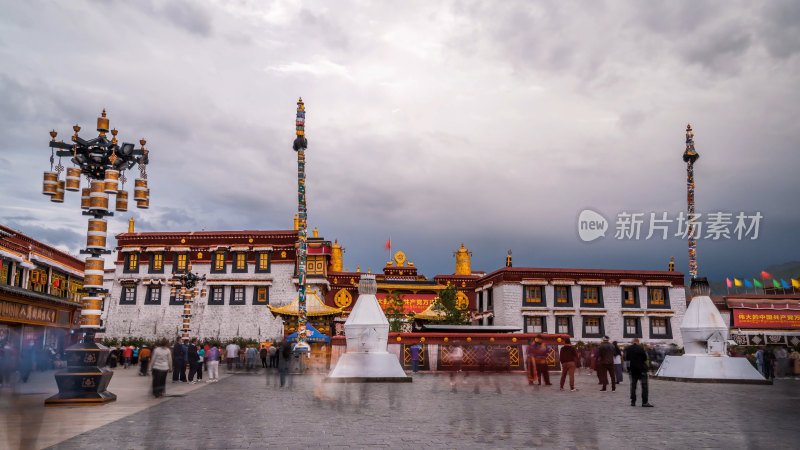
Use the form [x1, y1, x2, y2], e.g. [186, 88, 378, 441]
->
[187, 339, 200, 384]
[260, 346, 268, 369]
[245, 345, 257, 371]
[279, 341, 292, 387]
[225, 341, 240, 371]
[172, 339, 186, 383]
[409, 343, 422, 373]
[559, 338, 578, 392]
[764, 347, 776, 380]
[268, 343, 278, 368]
[206, 344, 220, 382]
[122, 345, 133, 369]
[138, 345, 151, 376]
[775, 346, 788, 378]
[0, 341, 17, 387]
[149, 338, 172, 398]
[598, 336, 616, 392]
[533, 340, 551, 386]
[132, 346, 139, 365]
[197, 345, 204, 381]
[19, 341, 36, 383]
[790, 348, 800, 377]
[625, 338, 653, 407]
[613, 340, 624, 383]
[755, 347, 765, 376]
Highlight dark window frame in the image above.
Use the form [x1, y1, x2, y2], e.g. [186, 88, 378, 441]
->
[229, 286, 246, 305]
[124, 252, 140, 274]
[623, 316, 642, 338]
[580, 285, 604, 308]
[173, 253, 188, 274]
[232, 252, 248, 273]
[649, 317, 673, 339]
[554, 285, 573, 307]
[621, 286, 640, 308]
[523, 316, 547, 333]
[119, 284, 137, 305]
[556, 316, 573, 337]
[255, 252, 271, 273]
[143, 284, 162, 305]
[486, 289, 493, 310]
[647, 287, 671, 309]
[211, 251, 227, 274]
[149, 252, 165, 274]
[208, 286, 225, 305]
[522, 285, 546, 306]
[582, 316, 605, 338]
[253, 286, 270, 305]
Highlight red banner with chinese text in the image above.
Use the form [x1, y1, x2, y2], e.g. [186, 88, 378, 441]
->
[732, 309, 800, 329]
[376, 293, 437, 314]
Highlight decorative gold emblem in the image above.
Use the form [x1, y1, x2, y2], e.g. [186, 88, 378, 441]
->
[334, 289, 352, 308]
[281, 251, 287, 258]
[461, 281, 466, 287]
[181, 238, 186, 244]
[248, 238, 253, 243]
[84, 353, 96, 363]
[393, 251, 406, 267]
[197, 252, 203, 258]
[456, 291, 469, 310]
[82, 377, 96, 388]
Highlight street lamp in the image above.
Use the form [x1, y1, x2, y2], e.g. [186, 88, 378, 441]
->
[43, 109, 151, 406]
[168, 266, 207, 342]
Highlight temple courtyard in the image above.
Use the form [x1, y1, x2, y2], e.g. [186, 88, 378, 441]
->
[2, 367, 798, 449]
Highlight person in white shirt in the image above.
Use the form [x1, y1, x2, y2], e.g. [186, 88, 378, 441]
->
[225, 343, 240, 371]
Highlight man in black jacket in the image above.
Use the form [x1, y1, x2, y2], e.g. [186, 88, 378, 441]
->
[172, 339, 187, 383]
[187, 339, 200, 383]
[597, 336, 616, 392]
[559, 338, 579, 391]
[624, 338, 654, 407]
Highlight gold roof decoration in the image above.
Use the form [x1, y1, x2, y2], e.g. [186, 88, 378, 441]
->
[267, 289, 344, 318]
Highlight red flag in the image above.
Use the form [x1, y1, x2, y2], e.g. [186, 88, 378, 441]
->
[384, 239, 391, 251]
[761, 271, 772, 279]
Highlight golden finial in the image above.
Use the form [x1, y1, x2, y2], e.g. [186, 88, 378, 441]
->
[140, 138, 146, 148]
[357, 264, 360, 273]
[102, 109, 107, 118]
[367, 267, 371, 274]
[49, 130, 57, 141]
[128, 217, 135, 233]
[111, 128, 118, 145]
[312, 226, 318, 238]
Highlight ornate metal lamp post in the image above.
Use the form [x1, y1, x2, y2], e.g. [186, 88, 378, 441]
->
[43, 109, 151, 406]
[169, 267, 206, 342]
[292, 98, 310, 352]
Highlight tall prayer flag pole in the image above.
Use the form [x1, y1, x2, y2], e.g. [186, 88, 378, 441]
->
[293, 98, 310, 351]
[683, 124, 699, 279]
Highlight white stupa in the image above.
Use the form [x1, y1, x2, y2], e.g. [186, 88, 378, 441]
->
[656, 278, 768, 384]
[327, 275, 410, 382]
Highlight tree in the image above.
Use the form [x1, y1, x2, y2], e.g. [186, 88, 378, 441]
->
[384, 291, 407, 332]
[431, 285, 471, 325]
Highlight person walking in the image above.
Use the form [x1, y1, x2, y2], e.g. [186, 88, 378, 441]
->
[172, 339, 186, 383]
[278, 341, 292, 387]
[122, 345, 133, 369]
[260, 346, 268, 369]
[138, 345, 151, 376]
[268, 343, 278, 368]
[755, 347, 765, 376]
[559, 338, 578, 392]
[205, 345, 220, 382]
[597, 336, 616, 392]
[149, 338, 172, 398]
[764, 347, 776, 380]
[532, 341, 551, 386]
[187, 339, 200, 384]
[196, 345, 204, 381]
[132, 346, 139, 366]
[225, 342, 240, 372]
[409, 343, 422, 373]
[524, 340, 538, 385]
[245, 345, 258, 371]
[612, 341, 624, 384]
[625, 338, 653, 407]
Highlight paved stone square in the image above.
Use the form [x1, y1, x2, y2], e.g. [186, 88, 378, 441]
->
[36, 368, 800, 449]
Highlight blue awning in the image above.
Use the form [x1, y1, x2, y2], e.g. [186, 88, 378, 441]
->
[285, 323, 330, 343]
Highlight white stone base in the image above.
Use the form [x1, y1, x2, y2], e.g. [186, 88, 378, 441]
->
[327, 352, 409, 381]
[655, 355, 769, 384]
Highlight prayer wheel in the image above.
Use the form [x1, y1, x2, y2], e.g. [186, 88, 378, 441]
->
[133, 179, 147, 201]
[65, 168, 81, 191]
[50, 180, 65, 203]
[137, 195, 149, 209]
[82, 297, 103, 313]
[81, 312, 102, 328]
[115, 190, 128, 212]
[86, 218, 107, 250]
[42, 172, 58, 196]
[83, 257, 105, 288]
[104, 169, 120, 194]
[80, 188, 91, 210]
[89, 181, 109, 211]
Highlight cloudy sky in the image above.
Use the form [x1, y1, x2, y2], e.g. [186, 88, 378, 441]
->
[1, 0, 798, 280]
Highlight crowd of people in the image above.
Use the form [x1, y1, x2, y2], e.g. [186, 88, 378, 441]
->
[746, 346, 800, 380]
[0, 340, 64, 387]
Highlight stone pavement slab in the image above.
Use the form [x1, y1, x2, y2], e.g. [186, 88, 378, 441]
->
[41, 369, 800, 449]
[1, 364, 233, 449]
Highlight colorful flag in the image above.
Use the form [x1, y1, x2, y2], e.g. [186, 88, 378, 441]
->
[793, 279, 800, 289]
[773, 279, 782, 289]
[761, 270, 772, 279]
[744, 279, 753, 288]
[754, 279, 763, 288]
[781, 279, 790, 289]
[734, 278, 743, 287]
[384, 238, 391, 251]
[726, 278, 732, 288]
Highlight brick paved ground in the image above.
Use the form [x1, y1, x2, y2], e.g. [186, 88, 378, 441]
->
[49, 369, 799, 449]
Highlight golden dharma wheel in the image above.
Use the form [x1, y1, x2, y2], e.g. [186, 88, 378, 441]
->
[42, 172, 58, 196]
[115, 190, 128, 212]
[133, 179, 147, 201]
[103, 169, 120, 194]
[50, 180, 65, 203]
[80, 188, 91, 209]
[65, 168, 81, 191]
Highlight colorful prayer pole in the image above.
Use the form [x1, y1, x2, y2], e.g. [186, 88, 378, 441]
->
[682, 124, 699, 279]
[292, 98, 310, 350]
